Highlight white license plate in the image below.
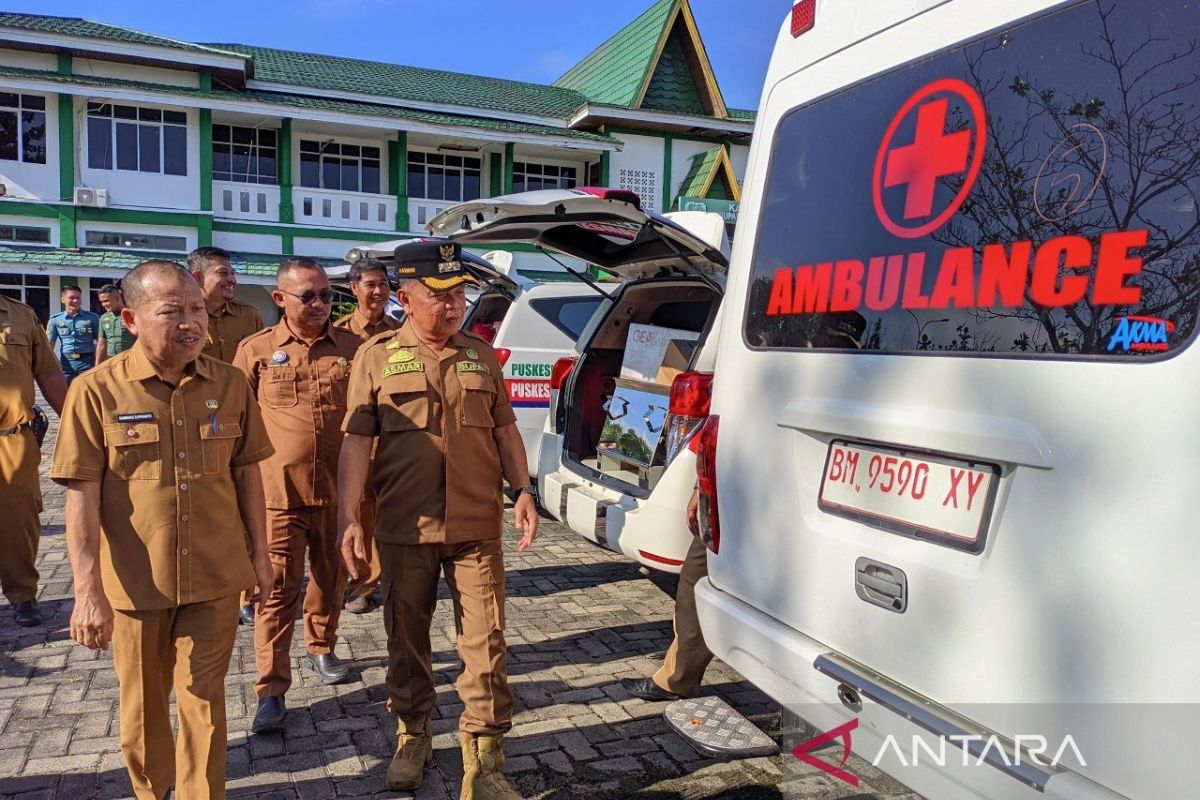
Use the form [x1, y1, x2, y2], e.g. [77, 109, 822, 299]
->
[818, 441, 998, 551]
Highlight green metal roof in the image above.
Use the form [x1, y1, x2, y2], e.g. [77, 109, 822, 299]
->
[0, 13, 244, 59]
[0, 66, 618, 145]
[0, 246, 337, 278]
[727, 107, 755, 121]
[641, 25, 704, 115]
[554, 0, 675, 109]
[208, 44, 588, 121]
[676, 148, 723, 198]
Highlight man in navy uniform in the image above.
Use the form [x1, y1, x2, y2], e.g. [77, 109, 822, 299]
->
[47, 285, 99, 385]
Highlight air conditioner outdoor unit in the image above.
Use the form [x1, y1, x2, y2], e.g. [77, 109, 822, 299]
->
[74, 187, 110, 208]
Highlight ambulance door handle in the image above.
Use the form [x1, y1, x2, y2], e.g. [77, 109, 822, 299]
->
[855, 558, 907, 614]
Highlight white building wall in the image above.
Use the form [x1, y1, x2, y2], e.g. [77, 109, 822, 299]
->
[728, 144, 750, 188]
[75, 96, 202, 211]
[609, 132, 664, 213]
[72, 59, 199, 88]
[0, 88, 58, 201]
[0, 49, 58, 71]
[213, 230, 282, 255]
[293, 237, 355, 260]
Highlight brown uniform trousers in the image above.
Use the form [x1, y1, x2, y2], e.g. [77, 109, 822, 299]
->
[0, 297, 60, 605]
[332, 309, 398, 601]
[342, 326, 516, 734]
[50, 345, 274, 800]
[652, 533, 714, 697]
[235, 323, 360, 698]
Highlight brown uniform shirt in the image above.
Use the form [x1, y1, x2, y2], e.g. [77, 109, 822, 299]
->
[0, 296, 60, 430]
[342, 323, 517, 545]
[333, 308, 401, 341]
[234, 322, 361, 510]
[49, 344, 274, 611]
[202, 300, 264, 363]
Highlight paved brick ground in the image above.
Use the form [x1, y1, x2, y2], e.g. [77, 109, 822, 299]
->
[0, 413, 920, 800]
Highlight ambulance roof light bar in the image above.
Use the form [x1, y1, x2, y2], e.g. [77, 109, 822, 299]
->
[792, 0, 815, 37]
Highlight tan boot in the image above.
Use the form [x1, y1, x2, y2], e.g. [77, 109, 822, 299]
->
[387, 714, 433, 791]
[460, 733, 525, 800]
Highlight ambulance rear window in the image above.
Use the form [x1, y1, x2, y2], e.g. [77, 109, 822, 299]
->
[743, 0, 1200, 359]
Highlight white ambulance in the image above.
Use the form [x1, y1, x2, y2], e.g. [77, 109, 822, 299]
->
[429, 189, 728, 573]
[342, 239, 604, 477]
[685, 1, 1200, 798]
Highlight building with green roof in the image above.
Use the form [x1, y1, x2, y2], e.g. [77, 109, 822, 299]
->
[0, 1, 754, 322]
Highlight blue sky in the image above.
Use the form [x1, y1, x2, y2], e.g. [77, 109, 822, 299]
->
[21, 0, 785, 110]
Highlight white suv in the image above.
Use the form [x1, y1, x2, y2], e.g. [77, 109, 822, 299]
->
[430, 189, 728, 572]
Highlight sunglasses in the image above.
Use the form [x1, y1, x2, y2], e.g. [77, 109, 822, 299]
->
[279, 289, 335, 305]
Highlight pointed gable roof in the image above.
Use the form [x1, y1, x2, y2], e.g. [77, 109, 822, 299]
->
[554, 0, 728, 119]
[676, 147, 741, 202]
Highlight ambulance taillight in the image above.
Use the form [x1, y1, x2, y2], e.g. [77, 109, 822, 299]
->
[694, 415, 720, 553]
[665, 371, 713, 465]
[548, 356, 577, 434]
[791, 0, 815, 37]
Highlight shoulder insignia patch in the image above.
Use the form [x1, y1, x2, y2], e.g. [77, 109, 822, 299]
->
[388, 349, 416, 364]
[465, 348, 479, 360]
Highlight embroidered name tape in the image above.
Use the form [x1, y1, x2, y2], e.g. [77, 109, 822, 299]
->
[116, 412, 155, 423]
[456, 361, 490, 375]
[383, 362, 425, 378]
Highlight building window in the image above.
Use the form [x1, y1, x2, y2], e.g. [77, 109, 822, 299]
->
[0, 225, 51, 244]
[86, 103, 187, 176]
[0, 93, 47, 164]
[513, 161, 578, 192]
[85, 230, 188, 251]
[299, 140, 381, 193]
[213, 125, 277, 184]
[0, 272, 50, 322]
[407, 152, 481, 202]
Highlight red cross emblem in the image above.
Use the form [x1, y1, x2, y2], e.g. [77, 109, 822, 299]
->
[872, 78, 987, 239]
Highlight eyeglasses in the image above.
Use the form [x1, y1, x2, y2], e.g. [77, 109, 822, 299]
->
[279, 289, 335, 305]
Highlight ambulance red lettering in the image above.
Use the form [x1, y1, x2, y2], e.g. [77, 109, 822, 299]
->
[977, 241, 1032, 307]
[764, 230, 1147, 315]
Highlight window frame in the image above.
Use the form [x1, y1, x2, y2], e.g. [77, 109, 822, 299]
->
[512, 160, 580, 193]
[298, 139, 382, 194]
[0, 93, 47, 165]
[83, 230, 189, 252]
[0, 224, 52, 245]
[86, 102, 188, 176]
[212, 124, 278, 185]
[406, 149, 483, 202]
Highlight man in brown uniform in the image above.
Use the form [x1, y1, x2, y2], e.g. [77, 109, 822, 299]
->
[621, 487, 715, 701]
[331, 258, 398, 614]
[189, 246, 266, 626]
[236, 258, 361, 733]
[0, 295, 67, 627]
[51, 260, 274, 800]
[338, 241, 538, 800]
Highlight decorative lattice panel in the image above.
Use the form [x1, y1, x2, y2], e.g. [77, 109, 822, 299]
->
[619, 168, 658, 212]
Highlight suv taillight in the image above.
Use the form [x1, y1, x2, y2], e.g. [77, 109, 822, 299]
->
[550, 357, 576, 391]
[664, 371, 713, 465]
[548, 356, 577, 434]
[694, 415, 720, 553]
[495, 348, 512, 367]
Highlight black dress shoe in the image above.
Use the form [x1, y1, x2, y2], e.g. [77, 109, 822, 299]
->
[238, 604, 255, 626]
[251, 696, 286, 734]
[14, 601, 41, 628]
[621, 677, 682, 702]
[306, 652, 350, 685]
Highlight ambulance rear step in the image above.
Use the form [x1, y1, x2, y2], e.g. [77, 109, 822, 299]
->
[664, 696, 780, 759]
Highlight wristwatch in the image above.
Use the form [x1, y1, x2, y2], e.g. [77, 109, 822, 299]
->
[516, 485, 538, 502]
